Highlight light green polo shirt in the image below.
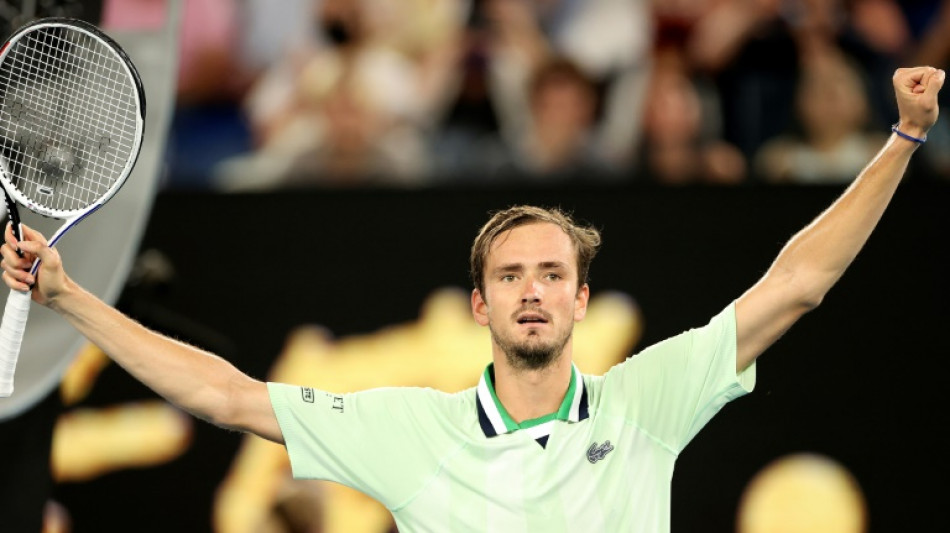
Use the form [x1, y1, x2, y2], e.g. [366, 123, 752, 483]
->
[268, 302, 755, 532]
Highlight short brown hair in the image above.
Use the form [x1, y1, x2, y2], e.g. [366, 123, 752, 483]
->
[528, 57, 596, 103]
[470, 205, 601, 295]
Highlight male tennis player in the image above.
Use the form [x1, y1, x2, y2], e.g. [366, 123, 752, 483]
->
[1, 66, 943, 531]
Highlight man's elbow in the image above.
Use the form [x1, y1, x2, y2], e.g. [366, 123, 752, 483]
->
[797, 291, 824, 313]
[216, 376, 278, 440]
[773, 267, 831, 313]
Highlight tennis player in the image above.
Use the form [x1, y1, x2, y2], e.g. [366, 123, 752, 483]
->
[1, 66, 942, 532]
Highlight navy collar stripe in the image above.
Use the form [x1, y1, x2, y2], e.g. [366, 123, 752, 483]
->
[475, 362, 590, 440]
[578, 382, 589, 420]
[476, 395, 498, 438]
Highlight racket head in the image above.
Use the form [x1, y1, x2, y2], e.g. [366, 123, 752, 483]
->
[0, 17, 146, 220]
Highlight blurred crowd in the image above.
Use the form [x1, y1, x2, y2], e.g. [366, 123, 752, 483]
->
[157, 0, 950, 190]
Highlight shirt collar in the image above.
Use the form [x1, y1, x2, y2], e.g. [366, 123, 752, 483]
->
[476, 362, 590, 439]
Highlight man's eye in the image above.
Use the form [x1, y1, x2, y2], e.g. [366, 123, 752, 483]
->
[545, 273, 561, 281]
[501, 275, 516, 282]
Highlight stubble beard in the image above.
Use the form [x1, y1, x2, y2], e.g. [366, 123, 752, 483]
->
[490, 323, 572, 371]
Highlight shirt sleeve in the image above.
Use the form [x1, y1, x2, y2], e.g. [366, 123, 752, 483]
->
[599, 302, 756, 453]
[267, 383, 460, 509]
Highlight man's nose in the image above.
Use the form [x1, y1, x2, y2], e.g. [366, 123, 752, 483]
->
[521, 279, 542, 303]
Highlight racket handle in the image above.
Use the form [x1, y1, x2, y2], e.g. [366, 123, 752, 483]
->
[0, 289, 32, 397]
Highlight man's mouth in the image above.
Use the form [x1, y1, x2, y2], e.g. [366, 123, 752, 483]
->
[516, 312, 550, 325]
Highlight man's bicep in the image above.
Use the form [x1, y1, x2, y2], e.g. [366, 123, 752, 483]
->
[230, 378, 284, 444]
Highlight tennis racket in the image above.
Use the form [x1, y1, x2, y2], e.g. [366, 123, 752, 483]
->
[0, 18, 146, 397]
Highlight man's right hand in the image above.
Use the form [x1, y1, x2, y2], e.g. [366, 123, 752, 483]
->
[0, 223, 68, 307]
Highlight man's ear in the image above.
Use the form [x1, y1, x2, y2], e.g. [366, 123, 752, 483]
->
[472, 288, 490, 326]
[574, 283, 590, 322]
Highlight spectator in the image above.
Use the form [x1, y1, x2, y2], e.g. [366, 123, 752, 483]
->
[637, 46, 747, 185]
[438, 0, 652, 179]
[509, 57, 612, 180]
[687, 0, 905, 162]
[220, 0, 465, 189]
[214, 72, 430, 190]
[428, 2, 512, 180]
[754, 52, 887, 184]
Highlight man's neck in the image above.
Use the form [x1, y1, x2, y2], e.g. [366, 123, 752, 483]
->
[491, 352, 573, 423]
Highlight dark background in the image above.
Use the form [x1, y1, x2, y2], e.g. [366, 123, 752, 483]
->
[16, 183, 950, 531]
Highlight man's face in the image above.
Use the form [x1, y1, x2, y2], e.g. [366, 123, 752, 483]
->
[472, 222, 589, 370]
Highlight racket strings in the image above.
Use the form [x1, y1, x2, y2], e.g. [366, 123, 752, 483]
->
[0, 24, 139, 214]
[15, 29, 134, 202]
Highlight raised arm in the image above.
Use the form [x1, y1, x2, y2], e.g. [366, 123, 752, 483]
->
[735, 66, 944, 372]
[0, 224, 283, 443]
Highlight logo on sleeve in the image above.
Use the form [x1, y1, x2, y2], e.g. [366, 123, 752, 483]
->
[328, 393, 344, 413]
[587, 440, 614, 464]
[301, 387, 315, 403]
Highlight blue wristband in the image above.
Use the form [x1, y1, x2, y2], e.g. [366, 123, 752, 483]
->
[892, 122, 927, 144]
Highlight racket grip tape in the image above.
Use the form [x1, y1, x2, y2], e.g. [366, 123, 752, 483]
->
[0, 289, 32, 397]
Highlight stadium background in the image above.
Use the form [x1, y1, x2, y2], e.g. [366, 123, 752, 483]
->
[49, 184, 950, 531]
[1, 0, 950, 531]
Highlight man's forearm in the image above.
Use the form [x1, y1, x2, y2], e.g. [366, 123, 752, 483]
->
[768, 134, 917, 304]
[50, 278, 253, 428]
